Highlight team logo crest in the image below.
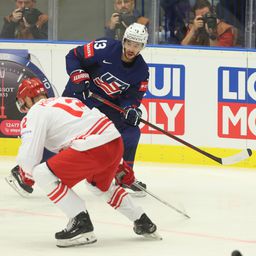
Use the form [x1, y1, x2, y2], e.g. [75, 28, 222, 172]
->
[93, 72, 130, 96]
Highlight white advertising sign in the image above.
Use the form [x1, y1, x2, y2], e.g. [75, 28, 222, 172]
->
[0, 41, 255, 162]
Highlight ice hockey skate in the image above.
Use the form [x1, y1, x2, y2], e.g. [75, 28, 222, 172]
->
[5, 165, 34, 198]
[55, 211, 97, 248]
[134, 213, 162, 240]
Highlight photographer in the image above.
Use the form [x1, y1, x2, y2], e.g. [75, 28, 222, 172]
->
[0, 0, 48, 40]
[105, 0, 149, 40]
[181, 0, 235, 47]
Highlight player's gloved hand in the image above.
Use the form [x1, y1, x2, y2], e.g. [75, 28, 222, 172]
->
[70, 69, 90, 98]
[115, 161, 135, 187]
[122, 106, 142, 126]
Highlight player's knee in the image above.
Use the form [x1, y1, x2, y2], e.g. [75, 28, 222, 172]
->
[85, 181, 105, 196]
[85, 180, 117, 198]
[32, 162, 59, 190]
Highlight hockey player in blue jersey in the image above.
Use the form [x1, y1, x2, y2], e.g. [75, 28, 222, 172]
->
[62, 23, 149, 196]
[6, 23, 149, 198]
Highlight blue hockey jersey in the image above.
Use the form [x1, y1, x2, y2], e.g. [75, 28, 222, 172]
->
[65, 38, 149, 109]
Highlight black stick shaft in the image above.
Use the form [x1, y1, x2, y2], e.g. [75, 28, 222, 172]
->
[133, 182, 190, 218]
[90, 92, 222, 164]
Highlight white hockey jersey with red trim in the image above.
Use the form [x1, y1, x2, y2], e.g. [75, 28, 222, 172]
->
[17, 97, 121, 176]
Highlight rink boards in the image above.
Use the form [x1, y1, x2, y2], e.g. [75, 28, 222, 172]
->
[0, 41, 255, 168]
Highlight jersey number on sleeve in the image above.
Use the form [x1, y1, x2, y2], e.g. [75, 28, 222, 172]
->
[94, 40, 107, 50]
[52, 98, 85, 117]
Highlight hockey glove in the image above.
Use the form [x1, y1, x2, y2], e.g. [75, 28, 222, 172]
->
[70, 69, 90, 98]
[122, 106, 142, 126]
[115, 161, 135, 187]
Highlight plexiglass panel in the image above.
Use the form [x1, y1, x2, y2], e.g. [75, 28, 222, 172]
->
[0, 0, 254, 48]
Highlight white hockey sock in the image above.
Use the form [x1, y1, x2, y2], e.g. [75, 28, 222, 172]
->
[47, 182, 86, 218]
[33, 163, 86, 218]
[107, 184, 144, 221]
[86, 181, 144, 221]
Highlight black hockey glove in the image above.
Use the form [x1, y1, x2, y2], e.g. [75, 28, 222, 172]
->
[122, 106, 142, 126]
[70, 69, 90, 98]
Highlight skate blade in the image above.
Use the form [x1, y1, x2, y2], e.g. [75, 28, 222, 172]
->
[142, 231, 163, 240]
[56, 232, 97, 248]
[5, 174, 30, 198]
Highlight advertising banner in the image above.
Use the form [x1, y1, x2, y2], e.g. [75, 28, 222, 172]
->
[0, 42, 255, 167]
[141, 63, 185, 136]
[0, 48, 57, 139]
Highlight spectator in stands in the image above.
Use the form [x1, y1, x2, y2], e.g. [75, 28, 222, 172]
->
[181, 0, 235, 47]
[160, 0, 190, 44]
[105, 0, 149, 40]
[216, 0, 245, 47]
[0, 0, 48, 40]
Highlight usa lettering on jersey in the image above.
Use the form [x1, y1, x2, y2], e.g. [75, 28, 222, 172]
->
[93, 72, 130, 96]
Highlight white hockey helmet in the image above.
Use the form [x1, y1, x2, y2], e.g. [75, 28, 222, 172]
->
[122, 22, 148, 48]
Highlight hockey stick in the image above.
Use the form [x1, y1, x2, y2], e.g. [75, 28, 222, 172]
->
[132, 181, 190, 219]
[89, 92, 252, 165]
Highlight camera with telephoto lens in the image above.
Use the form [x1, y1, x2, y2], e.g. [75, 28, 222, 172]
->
[21, 7, 39, 25]
[117, 11, 136, 28]
[200, 12, 217, 30]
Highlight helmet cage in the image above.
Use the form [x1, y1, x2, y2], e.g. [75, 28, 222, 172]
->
[16, 98, 29, 113]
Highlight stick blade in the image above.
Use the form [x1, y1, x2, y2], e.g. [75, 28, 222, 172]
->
[221, 148, 252, 165]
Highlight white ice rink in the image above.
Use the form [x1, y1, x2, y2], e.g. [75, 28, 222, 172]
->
[0, 156, 255, 256]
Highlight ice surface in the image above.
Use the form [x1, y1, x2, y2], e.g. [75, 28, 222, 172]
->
[1, 156, 255, 256]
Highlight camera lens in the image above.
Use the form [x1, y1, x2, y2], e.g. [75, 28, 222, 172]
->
[23, 8, 38, 25]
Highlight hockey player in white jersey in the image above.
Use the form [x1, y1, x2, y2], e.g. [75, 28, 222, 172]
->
[12, 77, 161, 247]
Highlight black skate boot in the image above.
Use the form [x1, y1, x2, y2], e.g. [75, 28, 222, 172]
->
[55, 211, 97, 247]
[5, 165, 34, 197]
[134, 213, 162, 240]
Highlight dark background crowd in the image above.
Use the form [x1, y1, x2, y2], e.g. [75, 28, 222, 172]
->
[0, 0, 254, 48]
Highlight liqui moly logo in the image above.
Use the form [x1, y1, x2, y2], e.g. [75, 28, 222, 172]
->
[141, 64, 185, 135]
[218, 67, 256, 139]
